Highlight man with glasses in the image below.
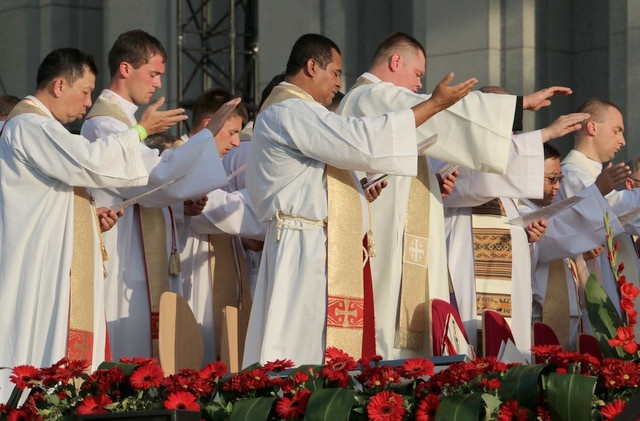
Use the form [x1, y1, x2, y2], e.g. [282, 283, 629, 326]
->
[520, 144, 625, 350]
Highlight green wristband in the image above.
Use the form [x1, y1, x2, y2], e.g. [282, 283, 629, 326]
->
[133, 124, 148, 141]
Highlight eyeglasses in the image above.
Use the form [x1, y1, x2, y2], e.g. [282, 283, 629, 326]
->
[544, 176, 563, 185]
[628, 177, 640, 184]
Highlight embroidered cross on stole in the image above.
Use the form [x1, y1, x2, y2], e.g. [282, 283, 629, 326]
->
[396, 158, 431, 351]
[260, 84, 369, 359]
[87, 96, 170, 359]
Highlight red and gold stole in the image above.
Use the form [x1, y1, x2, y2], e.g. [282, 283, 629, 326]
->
[260, 84, 369, 358]
[9, 100, 98, 362]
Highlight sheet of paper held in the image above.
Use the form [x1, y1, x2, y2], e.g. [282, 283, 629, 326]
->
[508, 196, 584, 228]
[438, 162, 459, 179]
[109, 176, 186, 212]
[363, 134, 438, 190]
[617, 208, 640, 226]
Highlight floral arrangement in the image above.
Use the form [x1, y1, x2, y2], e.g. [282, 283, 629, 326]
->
[585, 212, 640, 359]
[3, 214, 640, 421]
[3, 345, 640, 421]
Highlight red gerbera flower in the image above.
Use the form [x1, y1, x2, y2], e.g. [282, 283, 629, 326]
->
[199, 361, 227, 381]
[497, 401, 529, 421]
[414, 393, 440, 421]
[9, 365, 40, 390]
[119, 357, 158, 365]
[264, 359, 295, 373]
[401, 358, 435, 379]
[6, 407, 40, 421]
[129, 363, 164, 390]
[367, 391, 406, 421]
[274, 389, 311, 419]
[321, 347, 357, 387]
[292, 371, 309, 385]
[76, 395, 113, 415]
[600, 399, 627, 420]
[164, 391, 200, 411]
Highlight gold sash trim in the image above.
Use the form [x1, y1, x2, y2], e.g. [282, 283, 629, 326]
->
[7, 100, 97, 362]
[542, 259, 573, 350]
[136, 205, 170, 359]
[258, 84, 314, 113]
[472, 198, 513, 318]
[209, 234, 252, 371]
[88, 95, 171, 359]
[69, 188, 96, 361]
[326, 165, 364, 358]
[260, 83, 367, 358]
[396, 158, 431, 351]
[86, 94, 133, 127]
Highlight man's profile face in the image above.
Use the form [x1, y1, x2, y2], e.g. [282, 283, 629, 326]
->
[126, 54, 165, 105]
[59, 66, 95, 124]
[214, 115, 243, 157]
[593, 106, 625, 163]
[314, 48, 343, 106]
[395, 49, 425, 93]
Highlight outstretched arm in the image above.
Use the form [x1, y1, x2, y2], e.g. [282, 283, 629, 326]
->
[411, 73, 478, 127]
[540, 112, 590, 142]
[523, 86, 572, 111]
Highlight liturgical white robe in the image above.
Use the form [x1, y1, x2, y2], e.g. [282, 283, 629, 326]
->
[519, 184, 623, 349]
[0, 96, 148, 401]
[81, 89, 228, 359]
[558, 149, 640, 332]
[443, 130, 544, 354]
[339, 73, 519, 359]
[244, 94, 419, 367]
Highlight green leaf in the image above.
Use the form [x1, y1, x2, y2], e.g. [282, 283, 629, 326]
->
[481, 393, 501, 418]
[97, 361, 140, 376]
[435, 393, 485, 421]
[615, 389, 640, 421]
[545, 372, 596, 421]
[202, 402, 230, 421]
[303, 388, 355, 421]
[229, 396, 276, 421]
[499, 364, 554, 408]
[584, 271, 626, 359]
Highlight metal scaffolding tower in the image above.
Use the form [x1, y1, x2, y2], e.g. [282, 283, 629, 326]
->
[177, 0, 259, 131]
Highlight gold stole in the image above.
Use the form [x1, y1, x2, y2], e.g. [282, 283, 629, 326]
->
[472, 199, 513, 319]
[88, 95, 170, 358]
[8, 99, 97, 361]
[209, 234, 252, 371]
[69, 188, 96, 360]
[543, 259, 575, 350]
[396, 158, 431, 351]
[261, 84, 366, 358]
[349, 76, 436, 352]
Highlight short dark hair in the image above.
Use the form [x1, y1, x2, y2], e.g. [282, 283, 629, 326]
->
[577, 98, 622, 122]
[543, 143, 561, 161]
[36, 48, 98, 90]
[108, 29, 167, 78]
[371, 32, 426, 67]
[192, 88, 248, 128]
[479, 86, 511, 95]
[628, 156, 640, 175]
[285, 34, 341, 77]
[258, 73, 285, 110]
[0, 95, 21, 119]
